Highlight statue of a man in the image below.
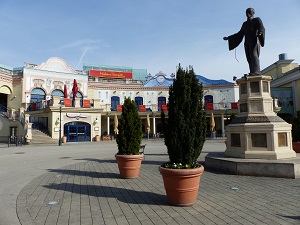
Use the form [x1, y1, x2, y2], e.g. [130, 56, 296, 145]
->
[223, 8, 265, 75]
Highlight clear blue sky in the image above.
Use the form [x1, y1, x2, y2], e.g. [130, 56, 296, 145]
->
[0, 0, 299, 81]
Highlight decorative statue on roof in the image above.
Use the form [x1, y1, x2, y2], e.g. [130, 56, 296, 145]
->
[223, 8, 265, 76]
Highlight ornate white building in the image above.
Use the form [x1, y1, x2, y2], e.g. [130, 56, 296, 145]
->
[0, 57, 239, 143]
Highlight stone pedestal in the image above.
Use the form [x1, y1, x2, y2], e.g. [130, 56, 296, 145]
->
[225, 75, 296, 159]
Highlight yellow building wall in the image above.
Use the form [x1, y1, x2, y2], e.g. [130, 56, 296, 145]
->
[7, 81, 23, 110]
[281, 64, 298, 74]
[264, 67, 277, 78]
[87, 88, 96, 99]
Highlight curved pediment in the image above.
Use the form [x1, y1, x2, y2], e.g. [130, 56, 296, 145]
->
[37, 57, 77, 74]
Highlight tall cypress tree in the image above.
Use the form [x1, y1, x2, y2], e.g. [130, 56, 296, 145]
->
[161, 65, 206, 166]
[116, 97, 142, 155]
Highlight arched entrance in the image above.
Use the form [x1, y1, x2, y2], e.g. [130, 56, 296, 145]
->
[64, 121, 91, 142]
[0, 85, 12, 111]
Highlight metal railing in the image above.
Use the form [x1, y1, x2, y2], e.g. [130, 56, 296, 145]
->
[8, 136, 24, 147]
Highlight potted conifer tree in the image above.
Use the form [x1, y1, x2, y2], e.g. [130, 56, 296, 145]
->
[115, 97, 143, 178]
[292, 110, 300, 153]
[160, 65, 206, 206]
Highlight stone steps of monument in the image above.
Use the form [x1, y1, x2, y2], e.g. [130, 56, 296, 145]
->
[31, 129, 58, 145]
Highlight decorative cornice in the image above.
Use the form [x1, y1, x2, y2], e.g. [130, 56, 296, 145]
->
[231, 116, 285, 124]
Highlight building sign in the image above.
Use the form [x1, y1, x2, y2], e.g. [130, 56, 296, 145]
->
[64, 98, 72, 107]
[83, 100, 91, 108]
[89, 70, 133, 79]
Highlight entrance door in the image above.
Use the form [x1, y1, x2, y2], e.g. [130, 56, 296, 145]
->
[64, 122, 91, 142]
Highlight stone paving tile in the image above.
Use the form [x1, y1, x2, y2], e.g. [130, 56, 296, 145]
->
[16, 152, 300, 225]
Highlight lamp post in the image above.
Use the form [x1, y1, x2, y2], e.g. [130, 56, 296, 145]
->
[58, 100, 63, 146]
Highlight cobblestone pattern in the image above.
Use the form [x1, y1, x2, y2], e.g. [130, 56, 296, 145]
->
[17, 153, 300, 225]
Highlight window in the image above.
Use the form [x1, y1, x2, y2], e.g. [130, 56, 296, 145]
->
[135, 97, 143, 109]
[158, 97, 166, 111]
[51, 89, 64, 97]
[204, 95, 213, 104]
[70, 92, 83, 107]
[111, 96, 120, 111]
[30, 88, 46, 103]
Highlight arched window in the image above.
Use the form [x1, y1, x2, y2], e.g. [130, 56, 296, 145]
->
[70, 92, 83, 107]
[135, 97, 143, 109]
[111, 96, 120, 111]
[204, 95, 213, 104]
[31, 88, 46, 103]
[158, 96, 166, 111]
[51, 89, 64, 97]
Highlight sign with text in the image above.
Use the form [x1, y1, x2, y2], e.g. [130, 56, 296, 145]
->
[89, 70, 133, 79]
[64, 98, 72, 107]
[83, 100, 91, 108]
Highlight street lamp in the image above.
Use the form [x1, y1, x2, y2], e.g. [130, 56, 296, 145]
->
[58, 100, 64, 146]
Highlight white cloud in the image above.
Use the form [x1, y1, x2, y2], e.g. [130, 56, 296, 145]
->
[54, 39, 109, 51]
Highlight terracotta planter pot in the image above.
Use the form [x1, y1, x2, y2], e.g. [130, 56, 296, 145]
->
[159, 166, 204, 206]
[94, 135, 100, 142]
[62, 136, 67, 143]
[115, 154, 143, 179]
[292, 142, 300, 153]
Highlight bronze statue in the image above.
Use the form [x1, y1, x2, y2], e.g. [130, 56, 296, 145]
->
[224, 8, 265, 75]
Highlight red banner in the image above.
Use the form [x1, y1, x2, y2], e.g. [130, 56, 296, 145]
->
[231, 102, 238, 109]
[161, 105, 168, 111]
[117, 105, 122, 112]
[206, 103, 214, 110]
[139, 105, 146, 112]
[31, 103, 36, 111]
[89, 70, 133, 79]
[64, 98, 72, 107]
[83, 100, 91, 108]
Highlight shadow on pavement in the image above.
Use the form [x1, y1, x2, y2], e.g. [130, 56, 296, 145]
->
[43, 183, 168, 206]
[278, 215, 300, 221]
[48, 168, 119, 179]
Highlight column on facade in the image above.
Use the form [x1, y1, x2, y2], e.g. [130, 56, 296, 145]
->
[221, 114, 225, 138]
[153, 116, 156, 137]
[107, 115, 110, 135]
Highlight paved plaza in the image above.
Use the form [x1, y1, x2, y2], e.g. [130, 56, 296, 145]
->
[0, 139, 300, 225]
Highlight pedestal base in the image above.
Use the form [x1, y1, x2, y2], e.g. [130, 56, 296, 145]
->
[225, 75, 296, 160]
[205, 152, 300, 179]
[225, 121, 296, 159]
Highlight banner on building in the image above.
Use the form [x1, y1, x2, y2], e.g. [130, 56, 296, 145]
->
[139, 105, 146, 112]
[89, 70, 133, 79]
[83, 100, 91, 108]
[64, 98, 72, 107]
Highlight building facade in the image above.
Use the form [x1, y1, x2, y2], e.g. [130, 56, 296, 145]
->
[0, 57, 239, 143]
[263, 53, 300, 122]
